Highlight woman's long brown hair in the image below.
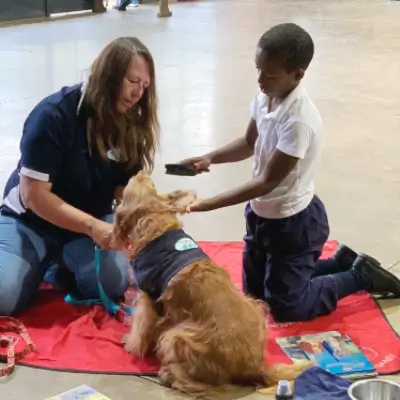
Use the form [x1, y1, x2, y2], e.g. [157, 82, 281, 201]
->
[84, 37, 159, 172]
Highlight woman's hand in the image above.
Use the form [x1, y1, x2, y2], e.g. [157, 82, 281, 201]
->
[88, 219, 117, 250]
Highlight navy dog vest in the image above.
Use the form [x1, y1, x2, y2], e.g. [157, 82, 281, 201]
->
[131, 229, 209, 300]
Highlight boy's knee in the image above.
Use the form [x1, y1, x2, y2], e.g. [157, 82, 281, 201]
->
[269, 300, 334, 323]
[269, 306, 309, 323]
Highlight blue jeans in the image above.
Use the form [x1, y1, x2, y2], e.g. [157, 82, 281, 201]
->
[0, 214, 130, 316]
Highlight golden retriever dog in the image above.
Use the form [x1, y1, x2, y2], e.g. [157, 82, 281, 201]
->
[112, 171, 312, 395]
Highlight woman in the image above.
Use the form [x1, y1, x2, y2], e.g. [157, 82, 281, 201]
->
[0, 37, 159, 316]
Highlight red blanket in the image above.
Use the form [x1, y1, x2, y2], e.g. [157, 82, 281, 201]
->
[2, 241, 400, 375]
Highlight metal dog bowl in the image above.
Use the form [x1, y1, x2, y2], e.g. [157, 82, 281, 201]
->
[348, 379, 400, 400]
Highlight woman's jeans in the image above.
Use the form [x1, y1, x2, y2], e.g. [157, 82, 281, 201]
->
[0, 214, 130, 316]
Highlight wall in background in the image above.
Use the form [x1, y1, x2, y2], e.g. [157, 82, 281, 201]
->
[0, 0, 97, 23]
[0, 0, 46, 22]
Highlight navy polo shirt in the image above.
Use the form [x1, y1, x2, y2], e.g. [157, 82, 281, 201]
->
[1, 83, 141, 238]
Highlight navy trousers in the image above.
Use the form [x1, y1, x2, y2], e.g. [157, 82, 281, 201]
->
[243, 196, 338, 322]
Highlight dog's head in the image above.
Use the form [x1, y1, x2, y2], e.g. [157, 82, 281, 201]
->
[112, 171, 197, 254]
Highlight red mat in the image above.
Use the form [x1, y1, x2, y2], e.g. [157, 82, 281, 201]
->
[4, 241, 400, 376]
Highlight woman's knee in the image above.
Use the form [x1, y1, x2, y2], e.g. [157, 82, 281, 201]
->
[0, 264, 42, 316]
[0, 216, 45, 315]
[0, 253, 42, 316]
[0, 291, 19, 316]
[68, 246, 130, 300]
[0, 275, 27, 316]
[99, 250, 130, 298]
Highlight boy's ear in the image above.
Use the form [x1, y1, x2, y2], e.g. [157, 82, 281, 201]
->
[295, 69, 305, 80]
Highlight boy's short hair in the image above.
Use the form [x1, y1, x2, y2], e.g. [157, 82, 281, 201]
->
[258, 23, 314, 71]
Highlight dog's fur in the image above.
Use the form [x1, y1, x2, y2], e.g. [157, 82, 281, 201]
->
[112, 171, 312, 395]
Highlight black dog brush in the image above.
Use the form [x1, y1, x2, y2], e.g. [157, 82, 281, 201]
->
[165, 163, 198, 176]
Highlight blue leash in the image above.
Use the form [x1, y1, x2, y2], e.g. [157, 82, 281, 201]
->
[65, 246, 133, 316]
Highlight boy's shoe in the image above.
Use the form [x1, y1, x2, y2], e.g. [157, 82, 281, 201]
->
[332, 244, 358, 272]
[353, 254, 400, 298]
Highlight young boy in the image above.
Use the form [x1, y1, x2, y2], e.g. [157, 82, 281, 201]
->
[180, 23, 400, 322]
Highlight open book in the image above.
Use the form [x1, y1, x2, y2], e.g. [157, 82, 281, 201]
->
[44, 384, 112, 400]
[276, 331, 377, 380]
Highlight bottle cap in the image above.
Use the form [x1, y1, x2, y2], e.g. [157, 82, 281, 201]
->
[276, 380, 292, 397]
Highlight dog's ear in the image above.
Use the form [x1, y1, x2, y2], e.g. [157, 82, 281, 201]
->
[113, 194, 149, 245]
[113, 195, 173, 247]
[131, 214, 160, 245]
[112, 205, 137, 247]
[161, 190, 197, 212]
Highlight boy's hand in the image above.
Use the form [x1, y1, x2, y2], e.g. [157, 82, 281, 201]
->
[186, 199, 212, 213]
[180, 156, 211, 174]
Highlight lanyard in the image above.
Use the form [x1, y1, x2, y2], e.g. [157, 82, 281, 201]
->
[65, 246, 133, 317]
[0, 317, 36, 377]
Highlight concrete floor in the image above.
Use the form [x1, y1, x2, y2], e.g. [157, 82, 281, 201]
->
[1, 0, 400, 398]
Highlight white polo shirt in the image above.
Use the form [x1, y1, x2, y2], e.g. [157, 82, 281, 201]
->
[249, 84, 324, 219]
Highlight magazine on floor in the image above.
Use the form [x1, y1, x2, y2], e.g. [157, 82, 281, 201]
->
[276, 331, 377, 380]
[44, 384, 112, 400]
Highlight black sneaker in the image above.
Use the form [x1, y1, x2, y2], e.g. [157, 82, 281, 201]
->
[333, 244, 358, 272]
[353, 254, 400, 298]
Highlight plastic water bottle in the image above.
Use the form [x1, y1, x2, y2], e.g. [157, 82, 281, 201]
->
[275, 380, 293, 399]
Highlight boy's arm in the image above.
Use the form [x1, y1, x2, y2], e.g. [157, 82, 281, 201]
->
[189, 121, 312, 211]
[192, 149, 299, 211]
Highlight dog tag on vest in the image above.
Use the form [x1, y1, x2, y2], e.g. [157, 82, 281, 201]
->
[174, 238, 198, 251]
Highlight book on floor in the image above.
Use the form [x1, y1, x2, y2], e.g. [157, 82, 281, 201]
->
[44, 384, 112, 400]
[276, 331, 377, 380]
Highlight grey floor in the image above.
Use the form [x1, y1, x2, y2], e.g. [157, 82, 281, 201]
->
[1, 0, 400, 398]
